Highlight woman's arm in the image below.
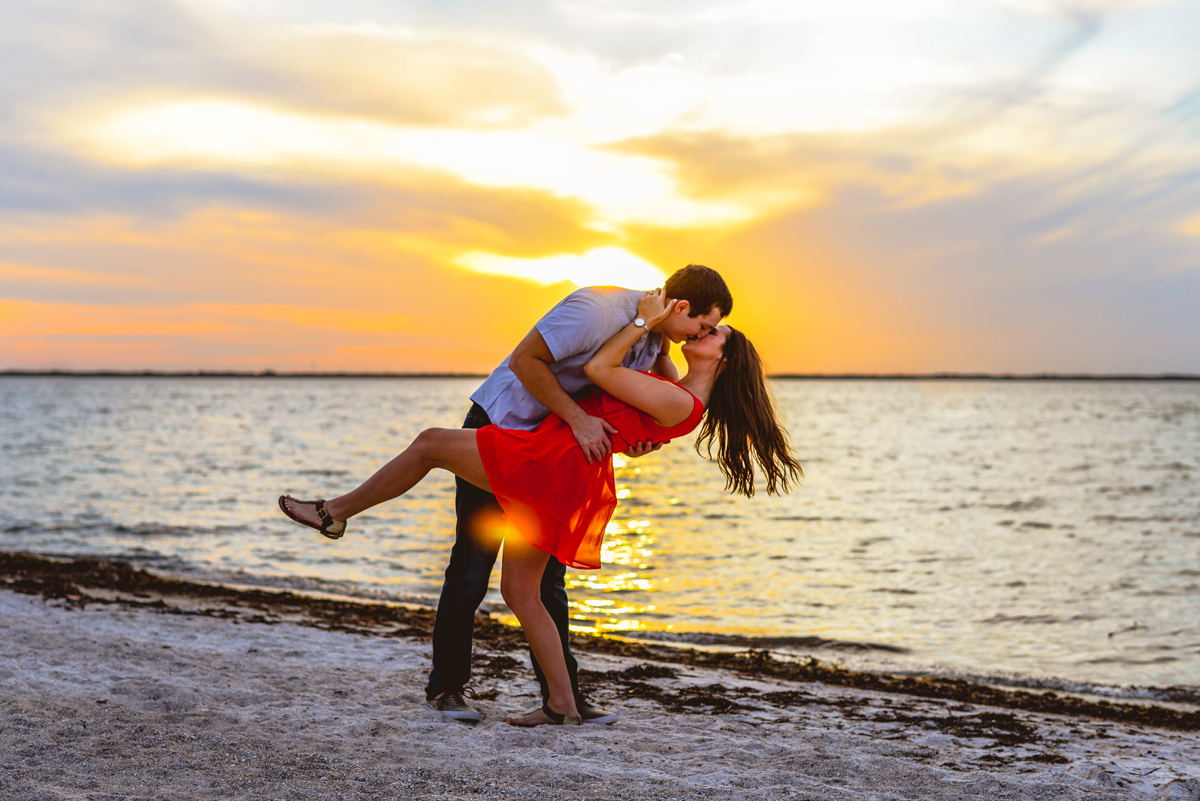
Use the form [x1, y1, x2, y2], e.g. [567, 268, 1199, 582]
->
[584, 290, 695, 428]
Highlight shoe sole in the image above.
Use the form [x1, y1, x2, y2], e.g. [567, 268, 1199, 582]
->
[426, 702, 480, 723]
[582, 713, 618, 725]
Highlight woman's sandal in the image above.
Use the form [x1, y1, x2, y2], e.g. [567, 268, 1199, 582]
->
[278, 495, 346, 540]
[507, 703, 583, 727]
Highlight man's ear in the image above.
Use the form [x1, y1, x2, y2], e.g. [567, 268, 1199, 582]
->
[673, 299, 690, 315]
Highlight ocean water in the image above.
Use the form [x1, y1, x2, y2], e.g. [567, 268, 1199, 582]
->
[3, 376, 1198, 698]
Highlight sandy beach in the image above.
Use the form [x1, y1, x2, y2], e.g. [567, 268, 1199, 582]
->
[2, 554, 1198, 801]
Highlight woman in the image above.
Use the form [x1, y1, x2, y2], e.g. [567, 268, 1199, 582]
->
[279, 289, 802, 726]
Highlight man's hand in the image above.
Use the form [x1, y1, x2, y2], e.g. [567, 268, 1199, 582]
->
[570, 415, 619, 465]
[623, 440, 663, 459]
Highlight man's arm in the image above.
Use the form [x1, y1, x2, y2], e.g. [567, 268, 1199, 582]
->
[508, 327, 617, 465]
[648, 337, 680, 381]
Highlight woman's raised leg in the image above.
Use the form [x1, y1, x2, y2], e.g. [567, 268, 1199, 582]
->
[501, 529, 581, 725]
[281, 428, 491, 527]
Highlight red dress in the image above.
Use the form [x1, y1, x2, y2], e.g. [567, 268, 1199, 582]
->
[475, 373, 705, 570]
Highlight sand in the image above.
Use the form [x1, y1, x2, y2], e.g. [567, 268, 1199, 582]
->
[2, 560, 1199, 800]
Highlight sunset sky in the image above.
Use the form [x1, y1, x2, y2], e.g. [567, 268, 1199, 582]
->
[3, 0, 1200, 373]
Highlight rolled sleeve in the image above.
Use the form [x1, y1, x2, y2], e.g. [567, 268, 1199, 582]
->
[535, 292, 614, 363]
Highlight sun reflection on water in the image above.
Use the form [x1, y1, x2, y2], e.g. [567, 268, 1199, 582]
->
[10, 378, 1200, 686]
[561, 461, 671, 633]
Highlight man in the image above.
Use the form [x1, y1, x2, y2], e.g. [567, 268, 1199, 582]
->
[425, 264, 733, 723]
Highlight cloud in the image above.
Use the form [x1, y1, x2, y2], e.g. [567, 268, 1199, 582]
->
[597, 111, 1200, 372]
[68, 98, 754, 227]
[2, 1, 567, 132]
[0, 202, 632, 371]
[0, 289, 557, 373]
[252, 25, 567, 127]
[0, 259, 139, 289]
[1, 1, 243, 124]
[5, 0, 1200, 372]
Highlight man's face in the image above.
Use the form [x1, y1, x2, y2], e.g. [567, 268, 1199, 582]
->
[660, 303, 724, 344]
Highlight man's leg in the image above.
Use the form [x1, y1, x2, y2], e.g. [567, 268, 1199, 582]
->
[425, 404, 502, 707]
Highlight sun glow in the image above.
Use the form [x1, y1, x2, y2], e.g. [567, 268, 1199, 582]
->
[454, 247, 667, 288]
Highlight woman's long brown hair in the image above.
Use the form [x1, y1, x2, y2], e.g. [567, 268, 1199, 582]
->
[695, 327, 803, 497]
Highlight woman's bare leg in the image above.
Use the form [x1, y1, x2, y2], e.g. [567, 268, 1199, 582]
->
[501, 530, 580, 724]
[282, 428, 490, 526]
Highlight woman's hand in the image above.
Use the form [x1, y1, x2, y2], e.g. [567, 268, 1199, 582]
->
[637, 287, 677, 330]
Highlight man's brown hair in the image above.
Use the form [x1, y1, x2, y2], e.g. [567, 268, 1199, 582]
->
[664, 264, 733, 318]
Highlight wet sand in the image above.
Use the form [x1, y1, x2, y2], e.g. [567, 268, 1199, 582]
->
[2, 552, 1198, 800]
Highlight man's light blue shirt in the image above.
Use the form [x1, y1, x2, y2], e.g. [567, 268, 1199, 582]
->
[469, 286, 663, 431]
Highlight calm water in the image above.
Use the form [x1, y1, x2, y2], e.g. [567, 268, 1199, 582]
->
[3, 377, 1199, 696]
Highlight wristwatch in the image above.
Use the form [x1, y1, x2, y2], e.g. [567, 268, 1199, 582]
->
[633, 317, 649, 335]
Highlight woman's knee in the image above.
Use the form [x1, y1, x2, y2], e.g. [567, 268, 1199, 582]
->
[410, 428, 444, 465]
[501, 573, 541, 616]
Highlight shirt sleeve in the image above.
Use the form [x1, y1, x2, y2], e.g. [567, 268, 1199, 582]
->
[535, 290, 618, 363]
[624, 331, 663, 369]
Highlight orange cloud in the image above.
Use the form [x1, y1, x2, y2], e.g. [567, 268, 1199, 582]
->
[0, 194, 636, 373]
[0, 190, 961, 374]
[606, 128, 996, 214]
[0, 299, 423, 371]
[0, 259, 139, 288]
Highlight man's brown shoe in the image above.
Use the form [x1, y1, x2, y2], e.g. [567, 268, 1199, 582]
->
[577, 694, 617, 725]
[426, 690, 481, 723]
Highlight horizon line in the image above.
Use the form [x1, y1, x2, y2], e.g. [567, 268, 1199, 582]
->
[3, 369, 1199, 381]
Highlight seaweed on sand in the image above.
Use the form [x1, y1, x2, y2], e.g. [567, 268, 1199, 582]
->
[3, 551, 1197, 733]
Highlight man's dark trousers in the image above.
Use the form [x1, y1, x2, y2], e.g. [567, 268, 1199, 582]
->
[424, 402, 580, 700]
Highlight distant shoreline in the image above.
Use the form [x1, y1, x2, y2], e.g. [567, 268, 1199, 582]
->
[2, 369, 1199, 381]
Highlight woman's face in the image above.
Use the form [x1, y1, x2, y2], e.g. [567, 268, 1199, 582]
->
[681, 324, 729, 362]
